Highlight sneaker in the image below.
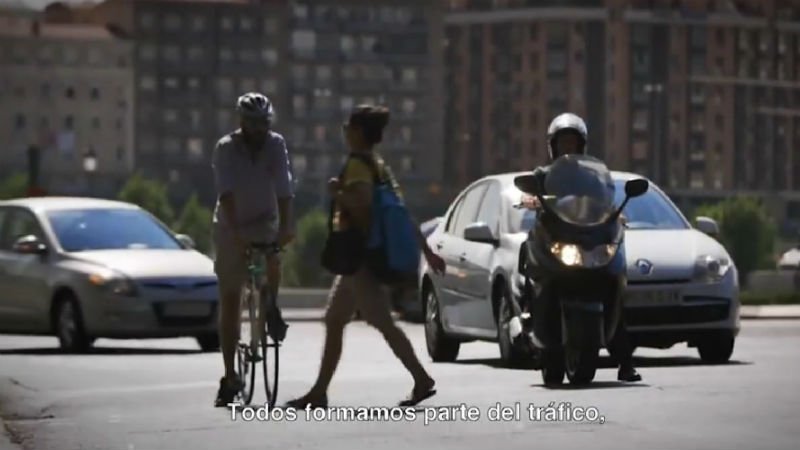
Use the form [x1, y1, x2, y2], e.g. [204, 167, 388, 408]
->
[617, 366, 642, 382]
[266, 306, 289, 342]
[214, 377, 242, 407]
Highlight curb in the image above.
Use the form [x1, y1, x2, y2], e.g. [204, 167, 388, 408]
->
[740, 305, 800, 320]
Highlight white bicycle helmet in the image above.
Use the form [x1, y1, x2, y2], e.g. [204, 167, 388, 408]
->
[237, 92, 274, 122]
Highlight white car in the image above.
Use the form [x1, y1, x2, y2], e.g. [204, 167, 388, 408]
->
[419, 171, 740, 366]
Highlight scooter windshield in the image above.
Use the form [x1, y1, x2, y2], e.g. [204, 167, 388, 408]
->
[543, 154, 617, 226]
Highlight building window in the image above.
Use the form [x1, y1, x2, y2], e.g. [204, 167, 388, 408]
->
[401, 98, 416, 115]
[221, 16, 235, 31]
[264, 18, 278, 34]
[163, 137, 180, 154]
[139, 44, 156, 61]
[632, 140, 648, 159]
[261, 48, 278, 65]
[90, 87, 100, 100]
[260, 79, 277, 95]
[163, 14, 182, 31]
[14, 114, 25, 130]
[189, 110, 201, 130]
[632, 109, 648, 132]
[163, 109, 178, 124]
[340, 96, 354, 112]
[219, 47, 234, 63]
[41, 83, 50, 98]
[689, 171, 705, 189]
[313, 125, 326, 142]
[714, 114, 724, 130]
[291, 30, 317, 56]
[401, 68, 418, 86]
[400, 126, 412, 143]
[116, 146, 124, 161]
[187, 138, 204, 160]
[292, 126, 306, 144]
[292, 155, 307, 174]
[292, 65, 308, 80]
[293, 95, 307, 116]
[188, 77, 200, 90]
[315, 65, 332, 82]
[240, 17, 254, 32]
[92, 117, 101, 129]
[192, 16, 205, 32]
[216, 78, 233, 98]
[239, 48, 258, 64]
[341, 35, 356, 54]
[292, 4, 309, 20]
[64, 115, 74, 129]
[164, 77, 179, 90]
[401, 156, 414, 172]
[139, 76, 156, 91]
[139, 13, 155, 30]
[240, 78, 257, 92]
[188, 46, 204, 62]
[163, 46, 180, 62]
[690, 27, 706, 48]
[218, 110, 232, 130]
[65, 87, 75, 99]
[115, 118, 123, 130]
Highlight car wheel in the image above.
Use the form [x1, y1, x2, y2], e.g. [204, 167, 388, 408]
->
[697, 334, 735, 364]
[55, 294, 92, 353]
[196, 333, 220, 352]
[497, 287, 529, 368]
[424, 286, 459, 362]
[565, 345, 598, 385]
[541, 348, 565, 386]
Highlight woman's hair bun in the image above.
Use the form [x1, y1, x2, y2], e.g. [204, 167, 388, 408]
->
[349, 104, 391, 145]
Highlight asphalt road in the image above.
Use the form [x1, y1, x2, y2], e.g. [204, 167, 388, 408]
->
[1, 320, 798, 450]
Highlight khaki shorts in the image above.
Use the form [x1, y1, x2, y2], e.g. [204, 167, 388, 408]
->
[325, 268, 394, 329]
[213, 224, 277, 296]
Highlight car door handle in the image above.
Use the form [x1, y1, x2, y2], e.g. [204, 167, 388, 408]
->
[436, 242, 444, 250]
[459, 254, 466, 262]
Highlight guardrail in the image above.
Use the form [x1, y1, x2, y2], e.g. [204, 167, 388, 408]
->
[747, 270, 798, 295]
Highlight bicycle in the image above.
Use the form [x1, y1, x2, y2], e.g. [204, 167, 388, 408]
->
[236, 242, 283, 407]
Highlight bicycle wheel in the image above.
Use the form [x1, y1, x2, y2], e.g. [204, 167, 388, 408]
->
[261, 288, 280, 408]
[236, 287, 258, 405]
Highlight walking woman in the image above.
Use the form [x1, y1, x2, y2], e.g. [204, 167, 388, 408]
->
[286, 105, 446, 408]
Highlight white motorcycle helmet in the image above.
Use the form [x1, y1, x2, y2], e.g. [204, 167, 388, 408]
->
[547, 113, 588, 160]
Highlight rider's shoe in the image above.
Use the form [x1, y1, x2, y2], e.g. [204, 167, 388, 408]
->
[214, 376, 243, 407]
[266, 306, 289, 342]
[617, 365, 642, 382]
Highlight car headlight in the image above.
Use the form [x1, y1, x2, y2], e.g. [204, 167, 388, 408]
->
[693, 254, 731, 283]
[549, 242, 619, 268]
[88, 272, 138, 296]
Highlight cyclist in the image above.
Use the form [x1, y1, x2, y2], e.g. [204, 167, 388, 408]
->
[520, 112, 642, 382]
[212, 92, 296, 407]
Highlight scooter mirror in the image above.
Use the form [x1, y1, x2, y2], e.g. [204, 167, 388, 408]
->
[514, 174, 541, 195]
[624, 179, 649, 198]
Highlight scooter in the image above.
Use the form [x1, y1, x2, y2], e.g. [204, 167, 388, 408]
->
[512, 154, 648, 385]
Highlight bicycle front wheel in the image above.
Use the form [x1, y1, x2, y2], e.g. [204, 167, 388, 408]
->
[236, 289, 258, 405]
[261, 290, 280, 408]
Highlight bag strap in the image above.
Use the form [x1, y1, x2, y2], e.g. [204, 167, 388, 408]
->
[348, 152, 384, 186]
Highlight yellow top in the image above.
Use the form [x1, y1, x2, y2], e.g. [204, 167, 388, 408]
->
[332, 152, 402, 232]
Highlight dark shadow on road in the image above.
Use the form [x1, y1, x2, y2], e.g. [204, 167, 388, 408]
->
[0, 347, 202, 355]
[449, 358, 536, 371]
[532, 381, 651, 390]
[449, 355, 751, 371]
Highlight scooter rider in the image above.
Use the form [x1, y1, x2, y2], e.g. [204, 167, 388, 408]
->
[520, 112, 642, 383]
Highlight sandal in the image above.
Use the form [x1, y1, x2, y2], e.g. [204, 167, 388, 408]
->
[285, 393, 328, 409]
[398, 387, 437, 407]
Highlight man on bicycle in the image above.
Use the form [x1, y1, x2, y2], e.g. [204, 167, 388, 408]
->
[212, 92, 295, 407]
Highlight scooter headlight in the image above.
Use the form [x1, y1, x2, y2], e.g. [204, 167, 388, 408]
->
[549, 242, 619, 268]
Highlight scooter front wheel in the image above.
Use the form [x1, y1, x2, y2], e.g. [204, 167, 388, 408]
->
[565, 346, 598, 385]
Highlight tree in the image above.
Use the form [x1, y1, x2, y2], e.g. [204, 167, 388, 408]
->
[174, 194, 213, 255]
[695, 197, 777, 286]
[117, 173, 175, 225]
[281, 209, 332, 287]
[0, 173, 28, 200]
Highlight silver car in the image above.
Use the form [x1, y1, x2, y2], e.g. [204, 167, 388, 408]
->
[420, 171, 740, 366]
[0, 197, 220, 352]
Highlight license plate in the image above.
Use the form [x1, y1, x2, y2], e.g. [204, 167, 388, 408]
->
[161, 302, 211, 317]
[626, 290, 682, 306]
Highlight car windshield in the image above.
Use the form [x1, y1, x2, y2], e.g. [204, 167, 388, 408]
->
[47, 208, 182, 252]
[613, 181, 689, 230]
[543, 154, 617, 226]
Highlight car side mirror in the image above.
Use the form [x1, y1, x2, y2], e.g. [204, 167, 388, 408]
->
[12, 234, 48, 255]
[695, 216, 720, 237]
[624, 179, 649, 198]
[514, 174, 541, 196]
[175, 234, 196, 249]
[464, 222, 497, 245]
